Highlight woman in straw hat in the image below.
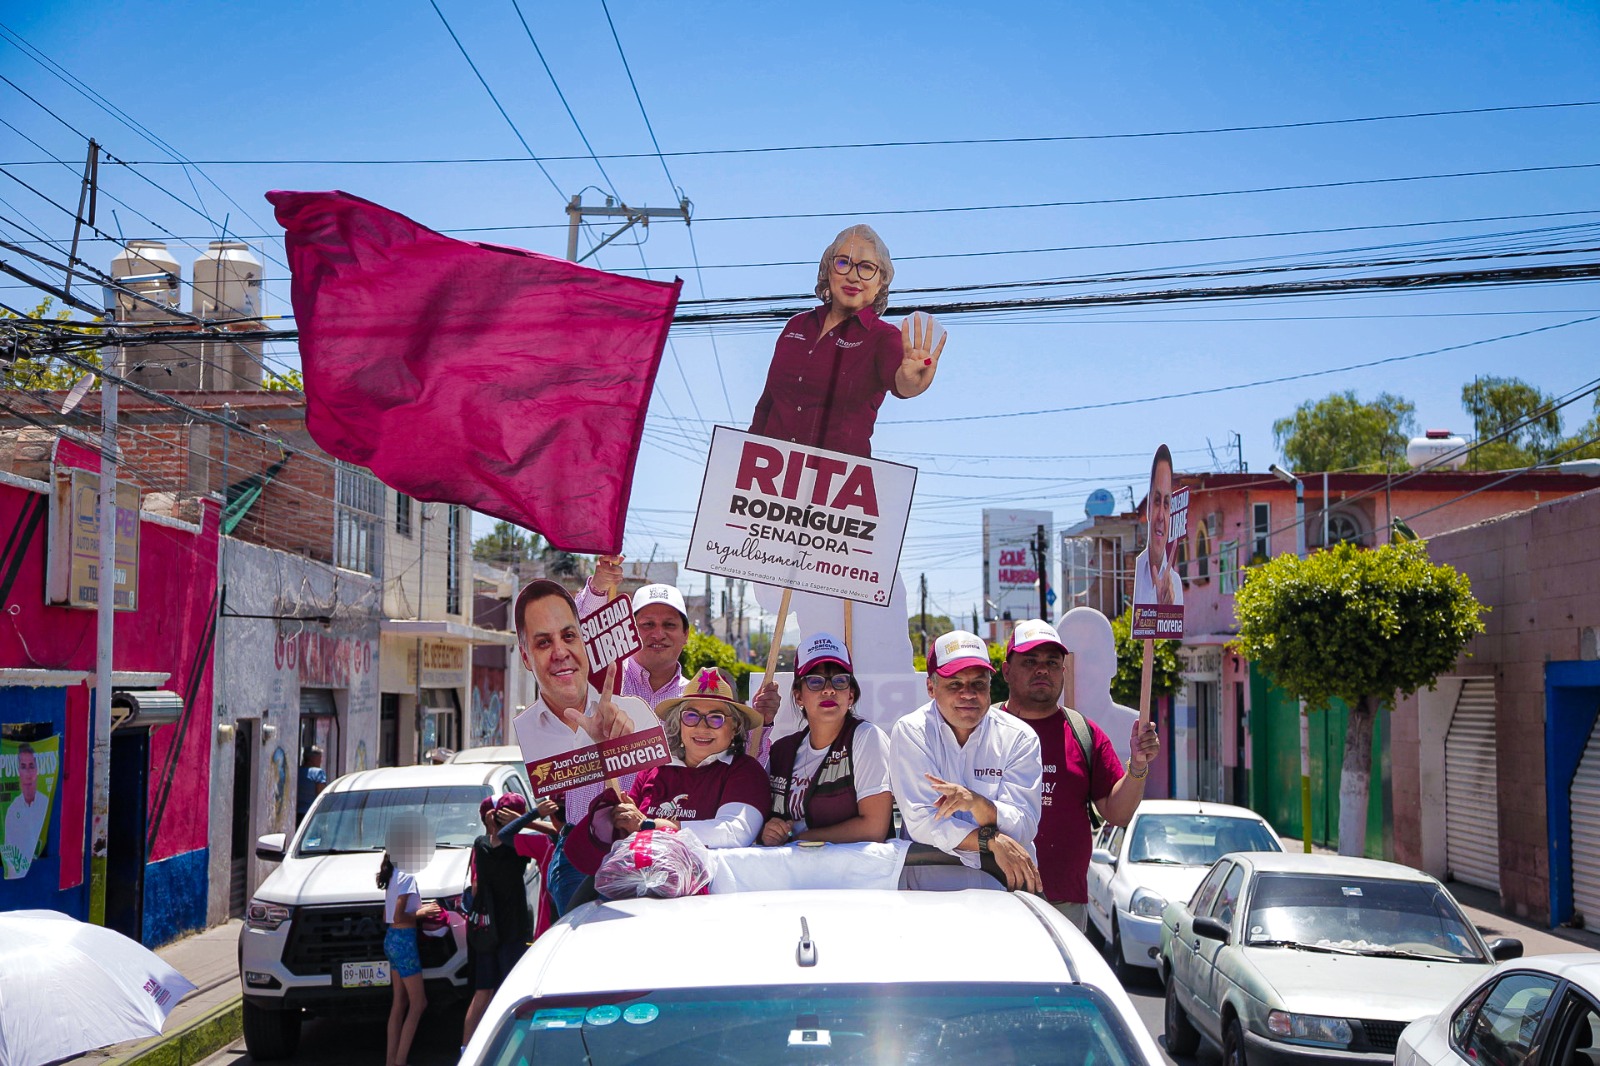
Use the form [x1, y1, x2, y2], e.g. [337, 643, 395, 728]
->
[564, 667, 771, 875]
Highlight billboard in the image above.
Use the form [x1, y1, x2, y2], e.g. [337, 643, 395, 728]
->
[982, 508, 1053, 623]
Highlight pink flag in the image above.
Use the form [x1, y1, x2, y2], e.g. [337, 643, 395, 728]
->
[268, 190, 681, 554]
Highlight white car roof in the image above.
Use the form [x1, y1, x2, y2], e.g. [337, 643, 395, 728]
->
[1231, 852, 1439, 881]
[449, 745, 525, 766]
[326, 763, 507, 793]
[1128, 799, 1274, 821]
[514, 889, 1085, 995]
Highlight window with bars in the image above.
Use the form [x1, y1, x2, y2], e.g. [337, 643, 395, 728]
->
[446, 505, 462, 615]
[334, 462, 383, 577]
[397, 493, 413, 537]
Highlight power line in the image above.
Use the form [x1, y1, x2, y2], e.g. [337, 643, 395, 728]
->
[72, 99, 1600, 165]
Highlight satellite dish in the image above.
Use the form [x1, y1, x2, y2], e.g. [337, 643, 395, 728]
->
[1084, 488, 1116, 518]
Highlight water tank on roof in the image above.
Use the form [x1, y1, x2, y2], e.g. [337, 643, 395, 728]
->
[194, 241, 265, 389]
[1084, 488, 1116, 518]
[109, 240, 180, 321]
[1407, 429, 1468, 470]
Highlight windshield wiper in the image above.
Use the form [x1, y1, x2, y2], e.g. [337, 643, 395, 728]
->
[1246, 940, 1363, 955]
[1354, 948, 1465, 961]
[1135, 857, 1187, 865]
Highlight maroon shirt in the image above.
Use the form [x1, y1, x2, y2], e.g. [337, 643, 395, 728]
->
[564, 755, 772, 875]
[749, 306, 905, 458]
[1012, 707, 1124, 904]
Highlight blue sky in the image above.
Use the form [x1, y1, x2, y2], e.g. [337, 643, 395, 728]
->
[5, 2, 1598, 631]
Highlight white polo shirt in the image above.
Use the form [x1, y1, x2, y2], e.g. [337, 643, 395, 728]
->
[889, 700, 1043, 870]
[512, 686, 657, 764]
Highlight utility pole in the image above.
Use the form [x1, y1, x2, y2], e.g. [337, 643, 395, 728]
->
[64, 139, 98, 302]
[565, 193, 691, 264]
[90, 278, 120, 927]
[1033, 524, 1049, 622]
[704, 571, 713, 634]
[918, 574, 928, 659]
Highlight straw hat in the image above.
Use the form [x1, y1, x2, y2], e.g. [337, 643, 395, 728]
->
[654, 667, 762, 730]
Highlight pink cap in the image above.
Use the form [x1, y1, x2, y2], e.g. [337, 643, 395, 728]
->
[796, 632, 852, 676]
[928, 630, 994, 677]
[1007, 619, 1067, 656]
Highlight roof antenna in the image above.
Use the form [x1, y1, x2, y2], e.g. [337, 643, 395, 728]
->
[795, 917, 817, 967]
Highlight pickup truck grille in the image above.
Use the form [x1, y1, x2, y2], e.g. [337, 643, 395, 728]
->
[283, 905, 387, 976]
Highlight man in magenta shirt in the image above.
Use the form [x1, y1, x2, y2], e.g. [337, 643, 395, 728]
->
[997, 619, 1160, 930]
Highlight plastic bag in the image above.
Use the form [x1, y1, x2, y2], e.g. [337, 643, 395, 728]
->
[594, 828, 714, 899]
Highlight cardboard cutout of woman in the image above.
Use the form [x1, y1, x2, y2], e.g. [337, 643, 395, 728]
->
[750, 226, 946, 680]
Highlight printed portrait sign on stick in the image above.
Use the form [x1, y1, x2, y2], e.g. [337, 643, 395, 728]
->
[513, 666, 671, 796]
[580, 594, 642, 693]
[686, 428, 916, 607]
[1131, 444, 1187, 724]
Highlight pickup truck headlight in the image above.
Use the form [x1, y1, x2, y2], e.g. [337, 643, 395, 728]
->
[245, 900, 293, 930]
[1267, 1011, 1353, 1046]
[1130, 888, 1168, 919]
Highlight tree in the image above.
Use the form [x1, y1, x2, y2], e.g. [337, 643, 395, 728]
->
[1233, 541, 1484, 855]
[472, 521, 543, 566]
[1272, 391, 1417, 473]
[1109, 611, 1182, 707]
[1555, 395, 1600, 462]
[263, 368, 304, 392]
[1462, 376, 1562, 470]
[1, 298, 102, 390]
[908, 612, 952, 656]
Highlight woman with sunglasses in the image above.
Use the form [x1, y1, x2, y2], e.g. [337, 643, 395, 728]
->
[748, 224, 946, 460]
[564, 668, 771, 876]
[762, 633, 894, 846]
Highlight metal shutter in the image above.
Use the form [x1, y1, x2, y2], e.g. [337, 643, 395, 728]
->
[1444, 678, 1501, 892]
[1571, 715, 1600, 924]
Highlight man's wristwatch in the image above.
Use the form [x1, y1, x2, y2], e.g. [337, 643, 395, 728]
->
[640, 819, 657, 831]
[977, 825, 999, 854]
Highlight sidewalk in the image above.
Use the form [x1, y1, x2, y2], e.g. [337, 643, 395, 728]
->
[1280, 837, 1600, 958]
[60, 919, 243, 1066]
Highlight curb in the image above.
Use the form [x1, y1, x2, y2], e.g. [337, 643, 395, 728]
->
[107, 996, 242, 1066]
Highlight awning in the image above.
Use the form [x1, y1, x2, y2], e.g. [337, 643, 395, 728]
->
[379, 619, 516, 647]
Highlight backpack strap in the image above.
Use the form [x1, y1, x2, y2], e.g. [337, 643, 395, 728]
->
[1063, 708, 1105, 830]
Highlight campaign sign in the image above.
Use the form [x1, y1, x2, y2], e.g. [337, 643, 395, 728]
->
[686, 428, 917, 606]
[1132, 484, 1189, 639]
[513, 688, 671, 795]
[580, 594, 641, 692]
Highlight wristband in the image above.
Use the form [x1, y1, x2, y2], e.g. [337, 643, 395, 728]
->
[1127, 763, 1149, 780]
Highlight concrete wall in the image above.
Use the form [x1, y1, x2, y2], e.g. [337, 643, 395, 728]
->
[1392, 486, 1600, 924]
[210, 537, 380, 924]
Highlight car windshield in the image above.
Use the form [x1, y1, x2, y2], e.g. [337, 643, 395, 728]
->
[1127, 814, 1280, 865]
[296, 785, 491, 855]
[479, 983, 1144, 1066]
[1244, 873, 1484, 960]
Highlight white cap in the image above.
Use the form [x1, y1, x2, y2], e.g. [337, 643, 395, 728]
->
[929, 630, 994, 677]
[1007, 618, 1067, 656]
[631, 583, 688, 626]
[796, 632, 852, 676]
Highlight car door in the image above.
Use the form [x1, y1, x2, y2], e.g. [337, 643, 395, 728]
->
[1446, 971, 1563, 1066]
[1089, 825, 1124, 937]
[1191, 862, 1246, 1041]
[1170, 860, 1232, 1014]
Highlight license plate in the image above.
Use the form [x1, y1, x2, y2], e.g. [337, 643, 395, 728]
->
[341, 961, 390, 988]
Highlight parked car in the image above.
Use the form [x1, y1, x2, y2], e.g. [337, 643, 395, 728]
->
[239, 762, 536, 1060]
[449, 744, 525, 767]
[1087, 799, 1282, 978]
[1395, 953, 1600, 1066]
[460, 877, 1167, 1066]
[1160, 852, 1522, 1066]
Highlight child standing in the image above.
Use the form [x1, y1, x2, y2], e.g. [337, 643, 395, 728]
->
[378, 818, 440, 1066]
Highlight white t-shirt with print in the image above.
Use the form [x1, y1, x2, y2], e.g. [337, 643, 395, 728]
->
[784, 721, 893, 829]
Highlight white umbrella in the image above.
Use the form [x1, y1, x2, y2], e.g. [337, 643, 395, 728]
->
[0, 910, 198, 1066]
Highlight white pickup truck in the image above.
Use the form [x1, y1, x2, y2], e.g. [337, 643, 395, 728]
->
[238, 762, 537, 1059]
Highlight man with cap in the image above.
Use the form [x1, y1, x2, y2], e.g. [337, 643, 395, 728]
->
[998, 618, 1160, 930]
[889, 630, 1044, 893]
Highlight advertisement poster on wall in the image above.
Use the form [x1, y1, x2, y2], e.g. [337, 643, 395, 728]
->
[1, 726, 60, 880]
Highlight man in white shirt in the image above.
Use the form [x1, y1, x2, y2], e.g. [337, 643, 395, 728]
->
[889, 631, 1043, 893]
[4, 744, 49, 878]
[511, 580, 658, 767]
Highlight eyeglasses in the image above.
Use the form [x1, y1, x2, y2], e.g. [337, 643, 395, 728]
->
[680, 710, 729, 728]
[801, 673, 854, 692]
[831, 255, 879, 281]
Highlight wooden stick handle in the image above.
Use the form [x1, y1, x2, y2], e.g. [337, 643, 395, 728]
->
[842, 600, 854, 657]
[1138, 640, 1154, 726]
[765, 588, 792, 678]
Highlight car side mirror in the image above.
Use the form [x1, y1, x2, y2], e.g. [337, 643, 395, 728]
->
[256, 833, 287, 862]
[1194, 916, 1231, 943]
[1091, 847, 1117, 867]
[1487, 937, 1523, 961]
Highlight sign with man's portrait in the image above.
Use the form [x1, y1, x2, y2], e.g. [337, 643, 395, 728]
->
[1132, 444, 1187, 639]
[1, 727, 59, 880]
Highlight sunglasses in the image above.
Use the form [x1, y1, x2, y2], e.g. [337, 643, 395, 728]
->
[680, 709, 730, 728]
[801, 674, 854, 692]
